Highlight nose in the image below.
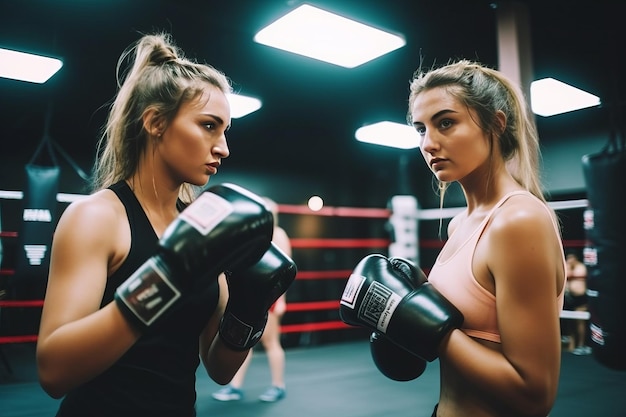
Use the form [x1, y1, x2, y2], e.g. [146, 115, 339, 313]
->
[213, 133, 230, 159]
[420, 129, 438, 154]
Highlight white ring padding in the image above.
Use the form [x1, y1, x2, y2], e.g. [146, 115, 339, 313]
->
[0, 190, 86, 203]
[560, 310, 590, 320]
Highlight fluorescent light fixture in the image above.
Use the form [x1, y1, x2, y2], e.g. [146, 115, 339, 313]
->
[253, 4, 405, 68]
[227, 93, 262, 118]
[355, 121, 419, 149]
[530, 78, 601, 117]
[0, 47, 63, 84]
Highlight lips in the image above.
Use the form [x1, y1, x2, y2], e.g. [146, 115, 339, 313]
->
[205, 164, 218, 175]
[430, 158, 445, 168]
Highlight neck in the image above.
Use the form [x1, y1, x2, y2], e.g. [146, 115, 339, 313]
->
[461, 165, 521, 215]
[126, 171, 181, 235]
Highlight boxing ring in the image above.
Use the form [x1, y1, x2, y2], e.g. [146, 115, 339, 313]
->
[0, 188, 592, 363]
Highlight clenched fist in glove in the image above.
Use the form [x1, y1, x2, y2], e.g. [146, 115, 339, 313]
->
[370, 332, 427, 382]
[219, 242, 297, 351]
[368, 257, 429, 381]
[115, 183, 274, 331]
[340, 254, 463, 362]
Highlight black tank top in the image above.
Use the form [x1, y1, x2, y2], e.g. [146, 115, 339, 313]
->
[56, 181, 220, 417]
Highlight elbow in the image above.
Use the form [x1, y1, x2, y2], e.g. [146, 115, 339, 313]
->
[38, 368, 68, 399]
[200, 352, 228, 385]
[40, 383, 67, 400]
[516, 385, 557, 417]
[37, 350, 69, 399]
[210, 372, 234, 386]
[522, 401, 553, 417]
[206, 363, 237, 386]
[204, 358, 240, 386]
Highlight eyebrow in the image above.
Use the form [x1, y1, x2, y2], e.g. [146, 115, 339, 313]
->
[202, 113, 230, 130]
[413, 108, 458, 125]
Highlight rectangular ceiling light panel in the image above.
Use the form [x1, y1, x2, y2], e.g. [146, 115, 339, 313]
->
[254, 4, 406, 68]
[531, 78, 601, 117]
[356, 121, 419, 149]
[0, 48, 63, 84]
[227, 93, 262, 118]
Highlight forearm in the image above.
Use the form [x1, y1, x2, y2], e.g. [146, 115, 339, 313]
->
[37, 302, 139, 398]
[203, 336, 251, 385]
[441, 329, 557, 416]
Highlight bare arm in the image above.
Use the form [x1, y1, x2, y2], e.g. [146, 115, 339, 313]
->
[199, 273, 250, 384]
[37, 193, 140, 398]
[199, 225, 293, 382]
[440, 201, 564, 416]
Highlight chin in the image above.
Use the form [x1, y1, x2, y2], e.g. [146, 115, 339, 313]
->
[186, 177, 209, 188]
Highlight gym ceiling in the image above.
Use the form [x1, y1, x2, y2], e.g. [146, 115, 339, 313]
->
[0, 0, 622, 177]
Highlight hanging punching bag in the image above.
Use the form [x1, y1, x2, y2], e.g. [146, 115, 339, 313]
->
[14, 163, 59, 297]
[582, 135, 626, 371]
[11, 137, 59, 335]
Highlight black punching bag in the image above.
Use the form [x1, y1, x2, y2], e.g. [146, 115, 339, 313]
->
[582, 136, 626, 371]
[11, 135, 59, 336]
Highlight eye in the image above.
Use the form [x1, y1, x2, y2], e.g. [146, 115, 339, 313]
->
[415, 125, 426, 136]
[203, 122, 216, 130]
[439, 119, 453, 129]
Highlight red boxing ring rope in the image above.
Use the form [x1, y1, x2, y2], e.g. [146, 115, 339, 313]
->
[290, 238, 390, 249]
[277, 204, 390, 218]
[0, 195, 593, 346]
[0, 300, 44, 308]
[296, 270, 352, 280]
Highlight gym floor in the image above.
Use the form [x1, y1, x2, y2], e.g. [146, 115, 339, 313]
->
[1, 340, 625, 417]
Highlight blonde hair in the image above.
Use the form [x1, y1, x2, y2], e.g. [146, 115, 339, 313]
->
[407, 59, 545, 206]
[91, 32, 232, 202]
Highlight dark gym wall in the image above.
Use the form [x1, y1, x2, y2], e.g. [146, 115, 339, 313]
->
[542, 129, 609, 196]
[0, 111, 608, 209]
[0, 118, 610, 346]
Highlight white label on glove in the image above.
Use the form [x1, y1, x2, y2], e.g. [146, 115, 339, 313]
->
[179, 192, 234, 235]
[116, 258, 181, 326]
[340, 273, 366, 309]
[360, 281, 402, 333]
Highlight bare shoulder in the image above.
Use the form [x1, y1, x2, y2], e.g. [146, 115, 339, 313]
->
[482, 195, 565, 292]
[54, 189, 125, 248]
[485, 193, 562, 285]
[58, 190, 122, 227]
[489, 194, 555, 239]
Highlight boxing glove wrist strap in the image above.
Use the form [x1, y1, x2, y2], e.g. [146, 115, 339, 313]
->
[114, 256, 182, 332]
[218, 311, 268, 351]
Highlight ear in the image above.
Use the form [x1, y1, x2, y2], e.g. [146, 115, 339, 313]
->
[495, 110, 507, 135]
[142, 108, 165, 137]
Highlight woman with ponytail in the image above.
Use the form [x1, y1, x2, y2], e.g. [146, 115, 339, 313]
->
[408, 60, 566, 417]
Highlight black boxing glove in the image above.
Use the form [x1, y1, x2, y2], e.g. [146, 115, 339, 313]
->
[370, 332, 426, 381]
[340, 254, 463, 362]
[219, 242, 297, 351]
[115, 183, 273, 331]
[368, 257, 428, 381]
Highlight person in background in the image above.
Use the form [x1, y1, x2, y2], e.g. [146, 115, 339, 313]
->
[212, 197, 292, 402]
[340, 59, 565, 417]
[563, 251, 591, 355]
[36, 32, 295, 417]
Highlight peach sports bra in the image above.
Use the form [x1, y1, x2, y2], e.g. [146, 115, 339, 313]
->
[427, 191, 565, 343]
